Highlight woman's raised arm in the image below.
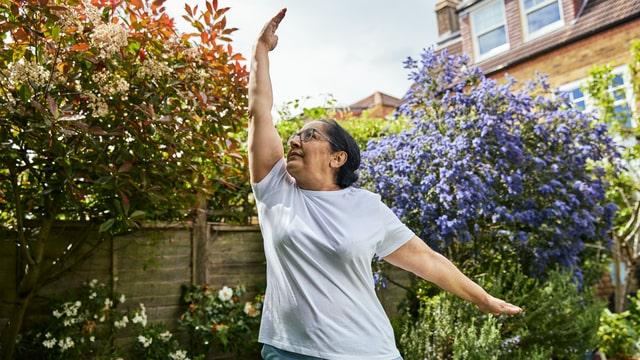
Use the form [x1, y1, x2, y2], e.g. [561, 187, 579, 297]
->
[248, 9, 287, 184]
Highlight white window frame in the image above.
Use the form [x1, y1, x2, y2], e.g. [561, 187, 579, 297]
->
[470, 0, 510, 62]
[520, 0, 564, 41]
[558, 64, 637, 134]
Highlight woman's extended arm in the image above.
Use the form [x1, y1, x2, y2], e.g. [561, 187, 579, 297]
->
[383, 235, 523, 315]
[248, 9, 287, 184]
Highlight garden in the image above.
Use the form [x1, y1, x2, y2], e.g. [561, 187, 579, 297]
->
[1, 0, 640, 359]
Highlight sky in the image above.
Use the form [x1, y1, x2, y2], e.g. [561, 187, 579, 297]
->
[166, 0, 439, 117]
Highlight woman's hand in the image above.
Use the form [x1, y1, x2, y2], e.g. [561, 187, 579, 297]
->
[257, 8, 286, 51]
[476, 294, 523, 315]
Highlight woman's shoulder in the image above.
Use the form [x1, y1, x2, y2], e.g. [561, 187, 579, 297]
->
[350, 187, 382, 203]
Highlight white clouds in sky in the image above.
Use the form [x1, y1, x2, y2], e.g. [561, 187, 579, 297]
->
[166, 0, 438, 114]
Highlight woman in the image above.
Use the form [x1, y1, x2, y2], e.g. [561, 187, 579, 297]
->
[248, 9, 522, 360]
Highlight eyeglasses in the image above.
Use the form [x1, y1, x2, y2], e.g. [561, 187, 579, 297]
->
[287, 128, 339, 148]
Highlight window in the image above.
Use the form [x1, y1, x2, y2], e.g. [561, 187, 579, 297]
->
[470, 0, 509, 61]
[521, 0, 564, 40]
[558, 65, 635, 129]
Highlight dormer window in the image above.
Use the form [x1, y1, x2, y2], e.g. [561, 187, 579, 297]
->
[470, 0, 509, 61]
[521, 0, 564, 40]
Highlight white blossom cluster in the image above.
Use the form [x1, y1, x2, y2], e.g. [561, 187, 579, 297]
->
[243, 301, 261, 317]
[8, 61, 50, 88]
[57, 337, 75, 352]
[90, 23, 128, 59]
[114, 315, 129, 329]
[86, 93, 109, 118]
[82, 0, 103, 24]
[218, 286, 233, 302]
[137, 59, 173, 80]
[159, 330, 172, 341]
[92, 70, 130, 98]
[52, 301, 82, 319]
[137, 334, 152, 348]
[131, 303, 148, 327]
[169, 350, 190, 360]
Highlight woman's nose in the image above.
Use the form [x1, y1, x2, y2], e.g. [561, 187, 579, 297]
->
[288, 134, 302, 148]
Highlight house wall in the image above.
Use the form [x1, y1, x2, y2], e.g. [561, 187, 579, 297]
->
[488, 19, 640, 88]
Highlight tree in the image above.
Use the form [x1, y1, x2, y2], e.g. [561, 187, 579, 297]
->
[585, 39, 640, 312]
[359, 48, 619, 283]
[0, 0, 247, 357]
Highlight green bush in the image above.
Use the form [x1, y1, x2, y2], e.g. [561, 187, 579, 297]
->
[178, 284, 264, 358]
[597, 292, 640, 359]
[396, 262, 605, 359]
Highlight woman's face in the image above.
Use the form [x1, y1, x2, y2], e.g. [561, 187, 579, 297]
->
[285, 121, 345, 185]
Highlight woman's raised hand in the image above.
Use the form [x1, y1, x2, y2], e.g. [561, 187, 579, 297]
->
[257, 8, 286, 51]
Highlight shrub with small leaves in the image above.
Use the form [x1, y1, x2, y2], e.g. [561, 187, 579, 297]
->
[178, 284, 264, 358]
[597, 292, 640, 359]
[132, 323, 189, 360]
[16, 279, 129, 359]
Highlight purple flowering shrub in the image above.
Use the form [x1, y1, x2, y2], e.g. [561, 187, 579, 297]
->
[359, 48, 620, 279]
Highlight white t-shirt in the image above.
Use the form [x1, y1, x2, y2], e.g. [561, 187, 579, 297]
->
[251, 157, 415, 360]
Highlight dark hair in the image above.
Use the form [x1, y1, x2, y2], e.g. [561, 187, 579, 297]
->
[318, 119, 361, 188]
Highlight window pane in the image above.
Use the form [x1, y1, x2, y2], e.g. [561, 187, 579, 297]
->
[613, 88, 626, 101]
[575, 100, 586, 111]
[571, 88, 583, 99]
[527, 1, 561, 33]
[612, 74, 624, 87]
[473, 1, 504, 34]
[614, 104, 632, 128]
[524, 0, 549, 10]
[478, 26, 507, 55]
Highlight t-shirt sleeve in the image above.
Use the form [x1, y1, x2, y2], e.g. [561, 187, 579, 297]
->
[375, 201, 416, 258]
[250, 157, 293, 204]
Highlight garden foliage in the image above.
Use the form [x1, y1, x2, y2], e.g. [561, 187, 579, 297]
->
[0, 0, 248, 356]
[360, 48, 620, 280]
[397, 263, 604, 359]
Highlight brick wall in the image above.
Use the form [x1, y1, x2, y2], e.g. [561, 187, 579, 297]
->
[488, 20, 640, 88]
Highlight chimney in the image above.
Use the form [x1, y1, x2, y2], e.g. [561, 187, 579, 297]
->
[435, 0, 461, 37]
[373, 91, 383, 106]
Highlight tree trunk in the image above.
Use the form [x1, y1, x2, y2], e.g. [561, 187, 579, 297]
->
[1, 217, 53, 360]
[613, 236, 626, 312]
[1, 288, 36, 360]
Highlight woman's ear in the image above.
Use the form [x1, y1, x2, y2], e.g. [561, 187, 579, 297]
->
[330, 151, 348, 168]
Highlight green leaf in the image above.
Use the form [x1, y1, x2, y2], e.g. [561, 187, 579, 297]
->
[99, 218, 115, 233]
[130, 210, 145, 220]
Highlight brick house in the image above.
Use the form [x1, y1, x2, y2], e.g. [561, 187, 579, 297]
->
[334, 91, 403, 119]
[434, 0, 640, 302]
[436, 0, 640, 126]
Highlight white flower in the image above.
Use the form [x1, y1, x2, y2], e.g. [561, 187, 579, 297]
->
[131, 303, 147, 327]
[90, 23, 128, 59]
[42, 339, 56, 348]
[243, 302, 260, 317]
[137, 59, 172, 80]
[104, 298, 113, 309]
[159, 331, 172, 342]
[83, 0, 103, 24]
[89, 279, 99, 288]
[52, 310, 63, 318]
[89, 292, 97, 299]
[218, 286, 233, 302]
[58, 337, 74, 351]
[169, 350, 189, 360]
[89, 336, 95, 342]
[114, 315, 129, 329]
[99, 315, 105, 322]
[119, 294, 126, 304]
[8, 60, 50, 88]
[137, 335, 152, 348]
